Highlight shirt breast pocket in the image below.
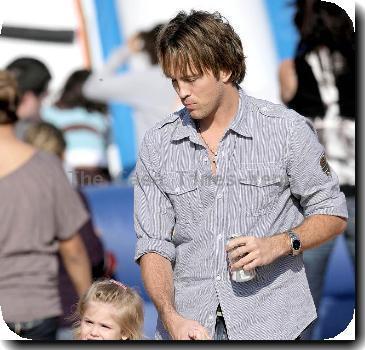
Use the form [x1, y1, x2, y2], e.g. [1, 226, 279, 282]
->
[161, 170, 201, 225]
[238, 165, 284, 216]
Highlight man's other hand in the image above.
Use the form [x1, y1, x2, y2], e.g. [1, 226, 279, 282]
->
[166, 314, 211, 340]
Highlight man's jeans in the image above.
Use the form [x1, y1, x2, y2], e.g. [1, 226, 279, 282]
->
[214, 316, 229, 340]
[6, 316, 58, 340]
[213, 316, 303, 340]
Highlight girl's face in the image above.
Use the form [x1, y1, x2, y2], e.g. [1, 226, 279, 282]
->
[80, 301, 126, 340]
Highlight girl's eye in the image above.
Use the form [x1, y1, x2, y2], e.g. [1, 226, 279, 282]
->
[101, 324, 111, 329]
[85, 320, 93, 324]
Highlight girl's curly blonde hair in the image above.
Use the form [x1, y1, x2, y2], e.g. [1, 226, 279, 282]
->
[72, 279, 144, 340]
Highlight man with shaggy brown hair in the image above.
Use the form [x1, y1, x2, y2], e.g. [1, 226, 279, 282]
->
[134, 10, 347, 340]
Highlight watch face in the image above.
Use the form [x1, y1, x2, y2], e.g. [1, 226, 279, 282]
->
[293, 239, 301, 250]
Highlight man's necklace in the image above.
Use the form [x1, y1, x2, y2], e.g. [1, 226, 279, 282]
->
[196, 122, 218, 165]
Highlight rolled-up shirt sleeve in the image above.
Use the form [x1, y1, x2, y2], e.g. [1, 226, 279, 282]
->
[287, 115, 348, 219]
[134, 132, 176, 263]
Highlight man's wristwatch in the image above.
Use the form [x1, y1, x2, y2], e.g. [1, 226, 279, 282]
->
[287, 230, 301, 256]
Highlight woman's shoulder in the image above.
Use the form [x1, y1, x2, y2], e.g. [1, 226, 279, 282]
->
[33, 149, 64, 174]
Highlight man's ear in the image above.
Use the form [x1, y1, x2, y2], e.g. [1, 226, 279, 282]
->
[220, 70, 232, 83]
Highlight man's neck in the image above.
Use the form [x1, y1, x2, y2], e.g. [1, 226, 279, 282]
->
[198, 85, 240, 133]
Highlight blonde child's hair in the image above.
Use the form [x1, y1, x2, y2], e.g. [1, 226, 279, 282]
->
[23, 121, 66, 159]
[73, 279, 144, 340]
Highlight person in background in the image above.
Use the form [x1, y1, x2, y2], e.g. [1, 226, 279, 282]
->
[72, 279, 144, 340]
[24, 121, 66, 159]
[23, 121, 107, 340]
[279, 0, 355, 339]
[0, 70, 91, 340]
[5, 57, 51, 140]
[42, 69, 110, 186]
[83, 24, 178, 150]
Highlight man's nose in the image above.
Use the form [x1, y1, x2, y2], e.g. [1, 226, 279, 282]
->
[176, 81, 190, 100]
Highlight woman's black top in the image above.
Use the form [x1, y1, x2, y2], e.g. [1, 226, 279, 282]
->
[287, 50, 355, 120]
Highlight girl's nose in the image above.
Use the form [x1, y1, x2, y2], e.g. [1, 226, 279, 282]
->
[90, 325, 100, 338]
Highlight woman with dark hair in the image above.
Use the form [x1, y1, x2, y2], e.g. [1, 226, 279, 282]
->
[279, 1, 355, 340]
[0, 70, 92, 340]
[42, 69, 110, 186]
[5, 57, 52, 140]
[55, 70, 107, 114]
[82, 24, 178, 149]
[280, 0, 355, 120]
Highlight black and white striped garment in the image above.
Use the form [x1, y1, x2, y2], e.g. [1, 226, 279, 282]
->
[134, 88, 348, 340]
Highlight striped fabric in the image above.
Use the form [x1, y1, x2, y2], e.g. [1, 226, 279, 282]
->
[134, 88, 348, 340]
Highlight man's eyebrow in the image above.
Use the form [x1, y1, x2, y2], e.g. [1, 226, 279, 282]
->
[169, 74, 199, 80]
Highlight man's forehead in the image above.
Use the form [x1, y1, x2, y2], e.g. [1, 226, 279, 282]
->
[167, 65, 200, 80]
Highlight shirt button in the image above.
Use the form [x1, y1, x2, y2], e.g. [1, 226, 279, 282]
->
[208, 315, 214, 321]
[217, 234, 222, 240]
[175, 187, 180, 192]
[216, 275, 221, 281]
[217, 192, 223, 199]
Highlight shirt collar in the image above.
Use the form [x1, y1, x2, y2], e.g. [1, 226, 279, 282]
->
[228, 88, 252, 138]
[170, 87, 252, 144]
[170, 109, 204, 146]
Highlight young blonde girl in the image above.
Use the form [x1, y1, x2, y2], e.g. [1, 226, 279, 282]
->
[73, 279, 144, 340]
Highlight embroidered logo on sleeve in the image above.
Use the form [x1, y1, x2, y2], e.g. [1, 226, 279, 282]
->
[320, 152, 331, 176]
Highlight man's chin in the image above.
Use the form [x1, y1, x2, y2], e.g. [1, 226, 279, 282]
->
[188, 111, 204, 120]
